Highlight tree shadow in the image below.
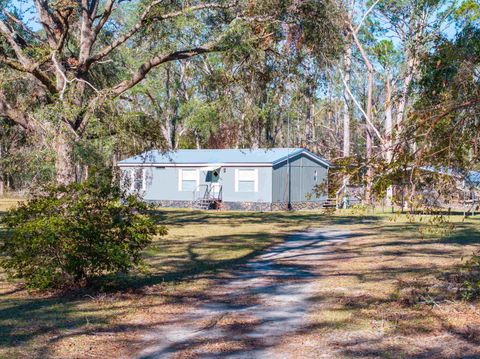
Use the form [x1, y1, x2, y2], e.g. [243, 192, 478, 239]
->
[1, 209, 478, 358]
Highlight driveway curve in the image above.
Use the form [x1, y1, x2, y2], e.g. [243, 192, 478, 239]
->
[137, 228, 350, 359]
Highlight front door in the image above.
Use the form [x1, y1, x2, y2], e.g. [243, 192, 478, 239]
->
[206, 168, 221, 199]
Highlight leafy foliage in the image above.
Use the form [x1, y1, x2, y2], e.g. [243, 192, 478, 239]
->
[460, 252, 480, 300]
[1, 180, 164, 290]
[413, 25, 480, 170]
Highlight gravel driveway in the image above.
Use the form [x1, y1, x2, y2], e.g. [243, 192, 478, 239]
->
[137, 228, 350, 359]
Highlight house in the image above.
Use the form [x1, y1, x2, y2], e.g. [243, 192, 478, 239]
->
[118, 148, 331, 211]
[417, 166, 479, 213]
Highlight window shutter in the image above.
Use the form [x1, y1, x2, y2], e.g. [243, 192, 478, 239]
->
[178, 169, 182, 191]
[142, 168, 146, 190]
[235, 169, 239, 192]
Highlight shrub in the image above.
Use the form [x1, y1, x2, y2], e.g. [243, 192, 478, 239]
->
[460, 252, 480, 300]
[0, 180, 165, 290]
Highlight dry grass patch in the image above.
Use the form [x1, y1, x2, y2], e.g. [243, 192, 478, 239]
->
[1, 204, 479, 358]
[0, 207, 334, 358]
[278, 214, 480, 358]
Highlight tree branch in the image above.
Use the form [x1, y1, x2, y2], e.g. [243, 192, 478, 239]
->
[0, 51, 57, 94]
[94, 0, 116, 37]
[0, 19, 30, 65]
[112, 44, 219, 96]
[2, 9, 41, 41]
[354, 0, 380, 34]
[0, 93, 34, 130]
[340, 70, 384, 143]
[33, 0, 63, 47]
[87, 1, 234, 67]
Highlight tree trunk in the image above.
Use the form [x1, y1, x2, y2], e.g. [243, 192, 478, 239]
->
[385, 72, 394, 206]
[305, 79, 315, 147]
[395, 55, 416, 145]
[342, 41, 353, 191]
[350, 26, 375, 204]
[55, 134, 76, 185]
[342, 44, 352, 159]
[364, 56, 374, 205]
[0, 143, 3, 196]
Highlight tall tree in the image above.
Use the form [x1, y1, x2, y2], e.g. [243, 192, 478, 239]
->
[0, 0, 341, 185]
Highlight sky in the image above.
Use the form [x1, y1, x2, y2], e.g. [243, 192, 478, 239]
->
[8, 0, 460, 44]
[10, 0, 40, 31]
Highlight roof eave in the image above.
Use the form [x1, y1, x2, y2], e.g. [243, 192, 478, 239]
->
[272, 149, 331, 167]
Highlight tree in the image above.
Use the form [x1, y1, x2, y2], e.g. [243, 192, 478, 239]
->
[1, 0, 342, 185]
[413, 24, 480, 170]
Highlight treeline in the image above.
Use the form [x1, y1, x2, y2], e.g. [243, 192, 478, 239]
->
[0, 0, 478, 199]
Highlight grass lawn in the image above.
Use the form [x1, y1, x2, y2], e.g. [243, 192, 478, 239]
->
[0, 201, 479, 358]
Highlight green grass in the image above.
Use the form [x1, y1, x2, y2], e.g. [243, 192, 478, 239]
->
[0, 202, 479, 358]
[0, 207, 337, 357]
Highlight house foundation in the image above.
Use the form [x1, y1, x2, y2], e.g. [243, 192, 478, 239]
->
[147, 200, 326, 211]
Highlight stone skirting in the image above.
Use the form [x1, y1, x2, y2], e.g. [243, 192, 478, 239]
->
[147, 199, 326, 211]
[270, 201, 325, 211]
[146, 200, 192, 208]
[220, 201, 272, 211]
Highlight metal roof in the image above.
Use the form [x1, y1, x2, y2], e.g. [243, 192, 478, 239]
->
[118, 148, 330, 167]
[420, 166, 480, 187]
[467, 170, 480, 186]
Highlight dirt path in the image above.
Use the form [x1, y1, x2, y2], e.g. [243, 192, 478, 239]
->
[137, 228, 350, 359]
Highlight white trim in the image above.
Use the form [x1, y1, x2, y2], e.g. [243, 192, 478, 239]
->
[235, 168, 258, 193]
[198, 165, 222, 171]
[119, 162, 274, 168]
[118, 153, 330, 168]
[196, 169, 200, 189]
[142, 168, 146, 190]
[178, 169, 181, 191]
[130, 169, 135, 191]
[178, 168, 200, 191]
[273, 151, 330, 167]
[235, 169, 239, 192]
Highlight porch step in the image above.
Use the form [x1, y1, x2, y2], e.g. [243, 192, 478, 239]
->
[193, 198, 215, 210]
[322, 198, 337, 208]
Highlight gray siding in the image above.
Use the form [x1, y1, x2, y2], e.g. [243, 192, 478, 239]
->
[122, 166, 272, 203]
[272, 154, 328, 203]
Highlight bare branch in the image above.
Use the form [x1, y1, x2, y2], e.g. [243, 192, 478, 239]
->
[340, 70, 384, 143]
[94, 0, 116, 36]
[354, 0, 380, 34]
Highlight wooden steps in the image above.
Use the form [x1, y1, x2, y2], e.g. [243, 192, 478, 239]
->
[322, 198, 337, 209]
[193, 198, 213, 210]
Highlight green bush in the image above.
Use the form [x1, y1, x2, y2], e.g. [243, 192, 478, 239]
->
[460, 252, 480, 300]
[0, 181, 165, 290]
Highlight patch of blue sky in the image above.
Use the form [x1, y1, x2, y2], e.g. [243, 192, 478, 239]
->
[8, 0, 40, 31]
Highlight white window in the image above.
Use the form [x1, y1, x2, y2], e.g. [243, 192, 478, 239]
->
[179, 169, 199, 191]
[131, 168, 146, 191]
[314, 170, 318, 183]
[235, 169, 258, 192]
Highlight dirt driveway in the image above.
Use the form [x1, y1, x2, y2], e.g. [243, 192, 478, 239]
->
[136, 229, 350, 358]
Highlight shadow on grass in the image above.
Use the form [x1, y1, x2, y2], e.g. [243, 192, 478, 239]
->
[151, 209, 382, 228]
[0, 209, 478, 358]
